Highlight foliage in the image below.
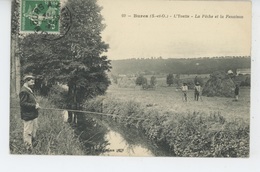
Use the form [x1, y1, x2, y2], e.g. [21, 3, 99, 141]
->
[10, 97, 84, 155]
[174, 74, 181, 87]
[117, 76, 136, 88]
[47, 85, 69, 108]
[17, 0, 111, 105]
[166, 74, 174, 86]
[110, 74, 118, 84]
[135, 75, 157, 90]
[150, 76, 157, 87]
[135, 75, 148, 86]
[11, 0, 20, 35]
[193, 76, 204, 87]
[241, 76, 250, 86]
[111, 57, 250, 75]
[85, 97, 249, 157]
[74, 114, 109, 155]
[234, 74, 250, 87]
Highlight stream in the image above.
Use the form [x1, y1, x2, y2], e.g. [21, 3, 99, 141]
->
[63, 111, 173, 156]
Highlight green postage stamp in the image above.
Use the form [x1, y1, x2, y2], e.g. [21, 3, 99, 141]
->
[20, 0, 60, 33]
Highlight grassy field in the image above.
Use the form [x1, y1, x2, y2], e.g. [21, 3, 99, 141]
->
[89, 84, 250, 157]
[9, 84, 250, 156]
[106, 84, 250, 123]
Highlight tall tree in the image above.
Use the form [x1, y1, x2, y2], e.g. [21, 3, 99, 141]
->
[150, 76, 157, 87]
[166, 74, 174, 86]
[19, 0, 111, 108]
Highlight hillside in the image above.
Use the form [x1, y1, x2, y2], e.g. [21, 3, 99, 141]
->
[110, 56, 250, 75]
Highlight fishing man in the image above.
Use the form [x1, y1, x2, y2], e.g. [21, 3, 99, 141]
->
[19, 74, 41, 150]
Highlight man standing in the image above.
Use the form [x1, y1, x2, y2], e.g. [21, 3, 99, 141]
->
[235, 84, 240, 101]
[194, 82, 201, 101]
[19, 74, 40, 150]
[181, 83, 188, 102]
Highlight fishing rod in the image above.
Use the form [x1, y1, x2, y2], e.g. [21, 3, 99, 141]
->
[10, 106, 160, 121]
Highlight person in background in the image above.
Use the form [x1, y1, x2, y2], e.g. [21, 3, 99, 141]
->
[181, 83, 188, 102]
[235, 84, 240, 101]
[194, 82, 201, 101]
[19, 74, 41, 150]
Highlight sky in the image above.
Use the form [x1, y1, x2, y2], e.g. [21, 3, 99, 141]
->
[97, 0, 251, 60]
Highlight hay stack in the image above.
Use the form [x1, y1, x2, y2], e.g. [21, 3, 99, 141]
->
[202, 71, 235, 97]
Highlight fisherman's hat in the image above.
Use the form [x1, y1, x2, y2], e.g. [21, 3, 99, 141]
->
[23, 74, 35, 81]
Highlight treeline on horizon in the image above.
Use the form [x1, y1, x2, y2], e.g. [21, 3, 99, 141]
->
[110, 56, 251, 75]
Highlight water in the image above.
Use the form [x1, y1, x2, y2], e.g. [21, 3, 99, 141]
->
[100, 130, 153, 156]
[63, 111, 159, 156]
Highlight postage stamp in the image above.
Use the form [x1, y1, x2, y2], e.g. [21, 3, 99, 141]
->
[20, 0, 60, 33]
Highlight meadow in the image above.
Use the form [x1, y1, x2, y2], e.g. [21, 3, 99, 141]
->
[106, 84, 250, 122]
[9, 80, 250, 157]
[80, 81, 250, 157]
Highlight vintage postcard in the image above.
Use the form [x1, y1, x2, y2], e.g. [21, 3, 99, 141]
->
[10, 0, 251, 158]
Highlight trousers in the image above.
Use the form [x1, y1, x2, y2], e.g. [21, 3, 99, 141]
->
[23, 118, 38, 147]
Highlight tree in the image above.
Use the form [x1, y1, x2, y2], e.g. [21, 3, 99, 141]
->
[150, 76, 157, 87]
[175, 74, 181, 86]
[194, 76, 204, 87]
[166, 74, 174, 86]
[135, 75, 147, 87]
[19, 0, 111, 109]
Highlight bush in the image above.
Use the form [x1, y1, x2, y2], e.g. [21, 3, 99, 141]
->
[117, 77, 136, 88]
[47, 85, 68, 108]
[136, 75, 148, 86]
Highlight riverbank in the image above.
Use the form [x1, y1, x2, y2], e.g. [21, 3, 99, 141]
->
[10, 96, 84, 155]
[84, 97, 249, 157]
[9, 87, 250, 157]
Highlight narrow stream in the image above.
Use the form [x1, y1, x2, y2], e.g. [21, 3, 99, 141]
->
[63, 111, 172, 156]
[99, 130, 153, 156]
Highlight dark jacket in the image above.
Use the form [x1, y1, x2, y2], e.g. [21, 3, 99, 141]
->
[19, 86, 39, 121]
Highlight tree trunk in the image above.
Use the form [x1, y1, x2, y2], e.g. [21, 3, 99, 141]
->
[10, 34, 20, 96]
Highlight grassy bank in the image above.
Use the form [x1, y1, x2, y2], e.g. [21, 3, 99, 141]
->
[85, 97, 249, 157]
[10, 96, 84, 155]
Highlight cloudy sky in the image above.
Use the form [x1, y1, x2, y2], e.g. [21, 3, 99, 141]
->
[97, 0, 251, 60]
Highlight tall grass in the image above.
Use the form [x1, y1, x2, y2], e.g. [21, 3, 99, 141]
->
[84, 97, 250, 157]
[10, 96, 84, 155]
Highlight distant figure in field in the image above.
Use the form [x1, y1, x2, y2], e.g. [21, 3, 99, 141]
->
[235, 84, 240, 101]
[181, 83, 188, 102]
[194, 82, 201, 101]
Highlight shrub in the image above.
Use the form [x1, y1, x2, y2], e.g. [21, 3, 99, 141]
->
[136, 75, 148, 86]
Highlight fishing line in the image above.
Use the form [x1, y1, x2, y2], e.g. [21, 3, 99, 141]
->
[10, 106, 160, 121]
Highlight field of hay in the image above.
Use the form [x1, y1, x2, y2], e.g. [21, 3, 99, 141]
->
[106, 84, 250, 122]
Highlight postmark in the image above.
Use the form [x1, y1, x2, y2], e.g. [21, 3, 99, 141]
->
[20, 0, 60, 34]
